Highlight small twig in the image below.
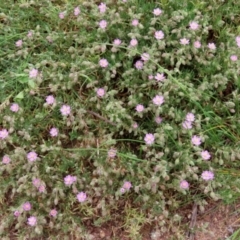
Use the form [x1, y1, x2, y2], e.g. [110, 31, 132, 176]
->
[97, 138, 99, 156]
[86, 110, 117, 126]
[187, 203, 198, 240]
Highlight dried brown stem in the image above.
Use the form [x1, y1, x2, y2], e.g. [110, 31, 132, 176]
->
[87, 110, 117, 126]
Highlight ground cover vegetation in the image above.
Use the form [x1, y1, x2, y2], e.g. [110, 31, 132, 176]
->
[0, 0, 240, 239]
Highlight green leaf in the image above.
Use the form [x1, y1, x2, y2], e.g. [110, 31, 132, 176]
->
[28, 79, 35, 88]
[69, 130, 78, 140]
[18, 76, 28, 84]
[164, 124, 173, 130]
[14, 91, 24, 100]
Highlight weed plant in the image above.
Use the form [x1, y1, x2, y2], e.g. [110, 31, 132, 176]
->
[0, 0, 240, 239]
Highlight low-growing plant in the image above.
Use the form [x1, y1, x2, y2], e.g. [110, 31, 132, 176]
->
[228, 228, 240, 240]
[0, 0, 240, 238]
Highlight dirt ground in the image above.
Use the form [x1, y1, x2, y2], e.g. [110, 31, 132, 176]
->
[89, 200, 240, 240]
[191, 201, 240, 240]
[14, 200, 240, 239]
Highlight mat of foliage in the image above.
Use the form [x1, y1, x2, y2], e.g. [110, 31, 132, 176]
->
[0, 0, 240, 239]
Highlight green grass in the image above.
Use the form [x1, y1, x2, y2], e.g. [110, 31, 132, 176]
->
[0, 0, 240, 239]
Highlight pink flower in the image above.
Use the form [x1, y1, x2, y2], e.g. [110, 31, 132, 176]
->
[230, 55, 238, 61]
[27, 31, 33, 38]
[189, 21, 199, 30]
[77, 192, 87, 202]
[2, 155, 11, 164]
[123, 181, 132, 190]
[32, 178, 41, 188]
[148, 75, 153, 80]
[186, 113, 195, 122]
[191, 135, 201, 146]
[22, 202, 31, 211]
[113, 39, 121, 46]
[99, 58, 109, 68]
[182, 121, 192, 129]
[144, 133, 155, 145]
[46, 95, 55, 105]
[98, 3, 107, 13]
[141, 53, 150, 61]
[99, 20, 107, 29]
[208, 43, 216, 50]
[29, 68, 38, 78]
[201, 150, 211, 160]
[60, 104, 71, 116]
[194, 41, 201, 48]
[180, 38, 189, 45]
[153, 8, 162, 16]
[235, 36, 240, 43]
[120, 187, 126, 193]
[108, 148, 117, 158]
[155, 30, 164, 40]
[136, 104, 144, 112]
[27, 151, 38, 162]
[27, 216, 37, 226]
[132, 122, 138, 129]
[135, 60, 143, 70]
[10, 103, 19, 112]
[38, 185, 46, 193]
[14, 210, 20, 217]
[236, 36, 240, 47]
[130, 38, 138, 47]
[15, 40, 23, 47]
[201, 170, 214, 181]
[96, 88, 105, 97]
[154, 73, 165, 82]
[50, 128, 58, 137]
[132, 19, 139, 26]
[180, 180, 189, 189]
[155, 116, 162, 124]
[64, 175, 77, 186]
[74, 7, 80, 16]
[59, 12, 65, 19]
[0, 129, 9, 139]
[50, 209, 58, 217]
[152, 95, 164, 106]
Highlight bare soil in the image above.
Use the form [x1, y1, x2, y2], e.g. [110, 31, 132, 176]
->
[88, 200, 240, 240]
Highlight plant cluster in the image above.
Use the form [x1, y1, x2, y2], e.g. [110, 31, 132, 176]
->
[0, 0, 240, 238]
